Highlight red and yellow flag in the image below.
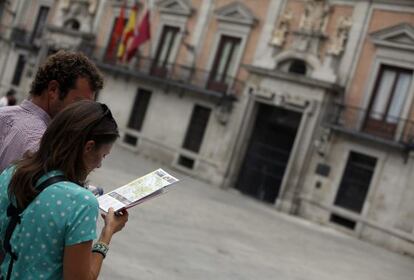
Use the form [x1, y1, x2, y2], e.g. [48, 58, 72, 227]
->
[105, 3, 125, 60]
[117, 4, 138, 60]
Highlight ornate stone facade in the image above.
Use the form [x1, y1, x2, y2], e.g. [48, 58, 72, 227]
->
[299, 0, 330, 34]
[270, 10, 292, 47]
[291, 0, 331, 55]
[327, 16, 352, 56]
[62, 0, 98, 15]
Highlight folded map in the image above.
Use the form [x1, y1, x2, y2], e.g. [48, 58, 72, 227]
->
[97, 168, 179, 212]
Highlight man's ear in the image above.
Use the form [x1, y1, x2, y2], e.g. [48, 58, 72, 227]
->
[84, 140, 96, 153]
[47, 80, 60, 101]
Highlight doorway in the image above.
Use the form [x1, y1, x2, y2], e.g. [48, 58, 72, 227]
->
[236, 103, 302, 203]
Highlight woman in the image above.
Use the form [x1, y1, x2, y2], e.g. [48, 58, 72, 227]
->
[0, 100, 128, 279]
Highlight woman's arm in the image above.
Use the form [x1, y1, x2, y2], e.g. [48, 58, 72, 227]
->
[63, 208, 128, 280]
[63, 240, 94, 280]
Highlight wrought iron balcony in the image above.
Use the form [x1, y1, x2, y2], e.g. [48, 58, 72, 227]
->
[0, 24, 8, 41]
[328, 103, 414, 148]
[82, 46, 242, 101]
[9, 27, 37, 49]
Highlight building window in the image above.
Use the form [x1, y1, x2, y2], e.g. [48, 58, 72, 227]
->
[127, 88, 152, 131]
[207, 35, 241, 93]
[151, 25, 180, 78]
[31, 6, 49, 43]
[330, 214, 356, 230]
[364, 65, 413, 138]
[182, 105, 211, 153]
[0, 2, 4, 23]
[331, 151, 377, 229]
[12, 55, 26, 86]
[288, 59, 307, 75]
[123, 134, 138, 146]
[178, 155, 195, 169]
[64, 18, 80, 31]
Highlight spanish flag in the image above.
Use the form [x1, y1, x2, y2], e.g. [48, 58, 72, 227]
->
[105, 3, 125, 60]
[117, 4, 138, 60]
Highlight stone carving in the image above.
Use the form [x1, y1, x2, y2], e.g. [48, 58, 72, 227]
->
[88, 0, 98, 14]
[299, 0, 330, 34]
[314, 128, 331, 157]
[271, 10, 292, 47]
[61, 0, 98, 15]
[58, 0, 99, 32]
[62, 0, 70, 10]
[327, 16, 352, 56]
[290, 0, 331, 54]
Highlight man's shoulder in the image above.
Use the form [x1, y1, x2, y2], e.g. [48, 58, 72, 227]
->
[0, 107, 45, 166]
[0, 105, 26, 124]
[0, 104, 22, 114]
[0, 105, 47, 132]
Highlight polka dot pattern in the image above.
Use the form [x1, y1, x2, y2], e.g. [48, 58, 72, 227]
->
[0, 168, 99, 279]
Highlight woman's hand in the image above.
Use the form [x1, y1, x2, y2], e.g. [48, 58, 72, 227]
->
[101, 208, 129, 235]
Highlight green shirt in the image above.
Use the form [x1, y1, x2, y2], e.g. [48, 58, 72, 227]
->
[0, 168, 98, 279]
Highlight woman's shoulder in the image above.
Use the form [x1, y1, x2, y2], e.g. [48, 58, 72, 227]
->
[0, 166, 15, 183]
[0, 167, 15, 213]
[43, 180, 98, 207]
[0, 166, 15, 196]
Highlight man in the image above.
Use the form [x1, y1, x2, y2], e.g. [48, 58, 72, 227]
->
[0, 50, 104, 172]
[0, 89, 17, 107]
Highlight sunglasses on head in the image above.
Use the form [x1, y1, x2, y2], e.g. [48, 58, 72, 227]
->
[89, 103, 114, 131]
[99, 103, 113, 120]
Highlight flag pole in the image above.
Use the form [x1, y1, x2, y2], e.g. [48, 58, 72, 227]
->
[146, 0, 153, 58]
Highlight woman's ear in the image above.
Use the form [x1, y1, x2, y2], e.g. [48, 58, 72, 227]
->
[84, 140, 96, 153]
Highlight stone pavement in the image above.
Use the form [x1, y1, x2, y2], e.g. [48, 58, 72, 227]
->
[88, 145, 414, 280]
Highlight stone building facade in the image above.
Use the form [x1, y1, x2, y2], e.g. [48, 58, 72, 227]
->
[296, 0, 414, 256]
[0, 0, 413, 255]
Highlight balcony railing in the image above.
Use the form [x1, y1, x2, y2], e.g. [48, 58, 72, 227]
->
[9, 27, 36, 48]
[0, 23, 9, 38]
[82, 46, 243, 100]
[329, 103, 414, 146]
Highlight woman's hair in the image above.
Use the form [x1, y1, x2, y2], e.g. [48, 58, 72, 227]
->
[8, 100, 119, 208]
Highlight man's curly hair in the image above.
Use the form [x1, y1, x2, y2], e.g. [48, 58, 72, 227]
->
[30, 50, 104, 99]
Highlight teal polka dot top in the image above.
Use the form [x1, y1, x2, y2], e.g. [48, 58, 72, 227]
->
[0, 167, 99, 279]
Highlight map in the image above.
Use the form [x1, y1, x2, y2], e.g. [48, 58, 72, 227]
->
[98, 169, 179, 212]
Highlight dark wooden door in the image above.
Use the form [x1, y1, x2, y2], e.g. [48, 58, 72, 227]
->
[151, 26, 179, 78]
[207, 36, 241, 93]
[363, 65, 412, 139]
[236, 104, 302, 203]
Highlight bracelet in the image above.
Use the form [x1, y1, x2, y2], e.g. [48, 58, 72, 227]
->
[92, 241, 109, 259]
